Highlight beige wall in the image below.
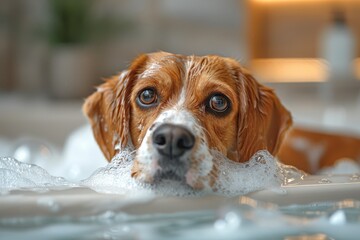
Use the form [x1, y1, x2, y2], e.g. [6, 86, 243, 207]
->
[0, 0, 248, 96]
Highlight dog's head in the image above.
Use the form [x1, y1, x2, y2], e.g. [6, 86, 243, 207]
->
[83, 52, 292, 189]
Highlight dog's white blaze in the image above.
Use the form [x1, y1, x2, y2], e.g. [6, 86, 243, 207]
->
[173, 87, 186, 110]
[185, 57, 194, 71]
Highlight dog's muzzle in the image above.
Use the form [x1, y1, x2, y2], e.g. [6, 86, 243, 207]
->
[152, 123, 195, 179]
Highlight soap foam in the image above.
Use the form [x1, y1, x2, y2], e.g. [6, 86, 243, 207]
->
[81, 149, 200, 197]
[215, 150, 282, 195]
[0, 149, 305, 196]
[82, 149, 305, 197]
[0, 157, 72, 194]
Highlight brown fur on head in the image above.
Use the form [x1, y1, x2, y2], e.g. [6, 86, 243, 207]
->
[83, 52, 292, 189]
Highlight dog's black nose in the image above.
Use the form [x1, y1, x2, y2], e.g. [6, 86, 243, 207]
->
[152, 124, 195, 158]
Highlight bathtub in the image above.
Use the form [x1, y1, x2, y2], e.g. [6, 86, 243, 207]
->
[1, 174, 360, 217]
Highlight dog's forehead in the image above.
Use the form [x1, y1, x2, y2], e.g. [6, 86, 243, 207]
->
[138, 55, 184, 81]
[142, 54, 234, 84]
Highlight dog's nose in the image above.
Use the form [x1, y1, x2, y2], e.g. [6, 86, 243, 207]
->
[152, 124, 195, 158]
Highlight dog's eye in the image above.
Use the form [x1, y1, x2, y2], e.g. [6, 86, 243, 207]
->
[207, 94, 230, 115]
[210, 95, 228, 112]
[137, 88, 158, 107]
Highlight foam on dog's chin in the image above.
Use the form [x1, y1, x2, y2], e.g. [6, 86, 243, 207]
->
[83, 149, 304, 197]
[82, 149, 201, 196]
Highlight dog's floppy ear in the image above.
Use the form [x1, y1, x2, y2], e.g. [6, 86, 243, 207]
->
[83, 54, 149, 161]
[225, 59, 292, 162]
[83, 72, 131, 160]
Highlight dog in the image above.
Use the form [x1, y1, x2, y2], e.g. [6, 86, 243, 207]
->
[278, 127, 360, 174]
[83, 52, 293, 190]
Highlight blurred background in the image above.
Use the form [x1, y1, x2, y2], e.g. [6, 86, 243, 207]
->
[1, 0, 360, 151]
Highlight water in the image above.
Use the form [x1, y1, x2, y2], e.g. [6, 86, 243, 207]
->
[1, 196, 360, 239]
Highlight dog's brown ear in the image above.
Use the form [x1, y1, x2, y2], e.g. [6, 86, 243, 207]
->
[83, 72, 130, 160]
[83, 54, 149, 161]
[225, 59, 292, 162]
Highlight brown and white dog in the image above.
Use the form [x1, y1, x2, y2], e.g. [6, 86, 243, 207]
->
[84, 52, 360, 189]
[83, 52, 292, 190]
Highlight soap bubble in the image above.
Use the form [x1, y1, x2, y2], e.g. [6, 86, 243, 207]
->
[329, 210, 347, 225]
[36, 197, 60, 212]
[350, 174, 360, 182]
[58, 125, 107, 181]
[278, 163, 306, 186]
[10, 137, 60, 171]
[329, 200, 360, 224]
[214, 208, 243, 231]
[95, 225, 136, 240]
[318, 178, 332, 184]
